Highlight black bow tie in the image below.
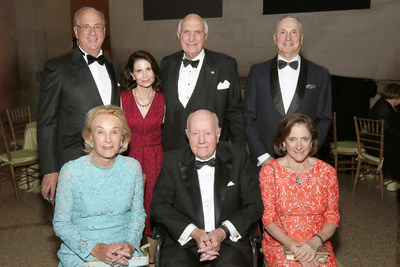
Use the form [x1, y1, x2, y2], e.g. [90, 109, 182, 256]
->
[278, 59, 298, 70]
[87, 55, 105, 65]
[183, 58, 200, 68]
[195, 158, 216, 169]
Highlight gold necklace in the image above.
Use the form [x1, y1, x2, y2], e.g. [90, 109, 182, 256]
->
[286, 157, 309, 185]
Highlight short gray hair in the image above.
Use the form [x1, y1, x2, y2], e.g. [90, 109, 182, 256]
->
[74, 7, 106, 26]
[177, 15, 209, 34]
[276, 15, 302, 33]
[186, 109, 219, 133]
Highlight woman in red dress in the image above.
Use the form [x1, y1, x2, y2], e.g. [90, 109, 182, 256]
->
[121, 51, 165, 266]
[259, 113, 340, 267]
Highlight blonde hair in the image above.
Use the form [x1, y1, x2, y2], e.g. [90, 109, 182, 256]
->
[82, 105, 131, 154]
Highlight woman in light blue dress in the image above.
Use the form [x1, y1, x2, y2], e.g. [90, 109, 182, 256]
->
[53, 105, 146, 267]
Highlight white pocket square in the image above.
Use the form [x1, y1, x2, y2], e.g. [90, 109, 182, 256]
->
[217, 80, 230, 90]
[306, 84, 317, 89]
[227, 181, 235, 186]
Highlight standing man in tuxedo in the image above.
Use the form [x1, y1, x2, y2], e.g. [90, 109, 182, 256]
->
[161, 14, 245, 151]
[38, 7, 120, 201]
[151, 110, 263, 267]
[244, 15, 332, 167]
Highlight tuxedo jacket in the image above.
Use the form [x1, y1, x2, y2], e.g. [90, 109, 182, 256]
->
[150, 141, 263, 261]
[160, 49, 245, 151]
[37, 47, 120, 174]
[244, 56, 332, 161]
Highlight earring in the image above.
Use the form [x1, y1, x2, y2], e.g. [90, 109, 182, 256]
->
[120, 141, 123, 147]
[282, 146, 286, 151]
[90, 142, 93, 148]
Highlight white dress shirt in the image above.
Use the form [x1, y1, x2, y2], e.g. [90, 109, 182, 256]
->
[177, 49, 205, 107]
[79, 46, 112, 105]
[257, 55, 301, 165]
[178, 153, 241, 246]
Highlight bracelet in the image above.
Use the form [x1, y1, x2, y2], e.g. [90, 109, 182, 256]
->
[313, 234, 324, 246]
[219, 225, 230, 239]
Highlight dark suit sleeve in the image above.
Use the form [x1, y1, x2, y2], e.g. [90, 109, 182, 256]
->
[150, 154, 198, 241]
[223, 148, 263, 236]
[37, 59, 62, 175]
[244, 65, 268, 159]
[314, 69, 332, 145]
[225, 58, 246, 145]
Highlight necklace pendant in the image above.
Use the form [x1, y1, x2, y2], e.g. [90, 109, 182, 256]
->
[295, 177, 302, 185]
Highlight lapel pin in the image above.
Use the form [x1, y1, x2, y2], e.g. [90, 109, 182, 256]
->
[211, 71, 215, 74]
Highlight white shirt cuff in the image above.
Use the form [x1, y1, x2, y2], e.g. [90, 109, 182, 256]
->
[257, 153, 271, 166]
[222, 220, 241, 242]
[178, 224, 197, 246]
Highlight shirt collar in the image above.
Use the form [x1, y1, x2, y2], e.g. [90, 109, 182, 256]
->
[277, 54, 301, 63]
[195, 151, 216, 162]
[79, 46, 103, 63]
[183, 49, 205, 62]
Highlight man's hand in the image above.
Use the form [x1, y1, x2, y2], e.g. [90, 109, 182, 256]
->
[41, 172, 59, 200]
[198, 228, 225, 261]
[190, 228, 210, 250]
[261, 156, 275, 166]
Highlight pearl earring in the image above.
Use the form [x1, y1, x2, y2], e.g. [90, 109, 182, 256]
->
[90, 142, 93, 148]
[120, 141, 123, 147]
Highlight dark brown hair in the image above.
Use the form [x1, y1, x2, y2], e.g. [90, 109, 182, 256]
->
[380, 83, 400, 100]
[121, 50, 162, 92]
[274, 113, 319, 156]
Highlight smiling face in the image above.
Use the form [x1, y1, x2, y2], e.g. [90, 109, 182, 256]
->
[274, 17, 303, 61]
[185, 110, 221, 160]
[131, 59, 155, 89]
[282, 123, 312, 163]
[177, 14, 208, 60]
[89, 114, 123, 166]
[74, 8, 105, 57]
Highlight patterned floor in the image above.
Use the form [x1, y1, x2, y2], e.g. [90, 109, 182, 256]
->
[0, 171, 398, 267]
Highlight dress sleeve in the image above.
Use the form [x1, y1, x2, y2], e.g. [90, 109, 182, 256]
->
[126, 160, 146, 255]
[259, 164, 278, 228]
[322, 166, 340, 227]
[53, 166, 97, 261]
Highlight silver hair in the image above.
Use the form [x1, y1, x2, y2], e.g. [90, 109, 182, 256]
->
[177, 15, 209, 34]
[186, 110, 219, 134]
[73, 7, 106, 26]
[276, 14, 302, 33]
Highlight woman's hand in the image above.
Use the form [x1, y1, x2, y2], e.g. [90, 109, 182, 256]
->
[91, 243, 123, 265]
[110, 242, 135, 267]
[294, 239, 320, 263]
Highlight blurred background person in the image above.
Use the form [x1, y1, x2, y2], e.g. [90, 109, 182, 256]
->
[53, 105, 145, 266]
[259, 113, 339, 266]
[120, 50, 165, 266]
[369, 83, 400, 200]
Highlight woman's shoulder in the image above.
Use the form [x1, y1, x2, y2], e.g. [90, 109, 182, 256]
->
[60, 155, 89, 170]
[314, 158, 336, 173]
[117, 155, 141, 169]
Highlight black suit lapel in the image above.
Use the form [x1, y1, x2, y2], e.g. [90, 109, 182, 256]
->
[270, 57, 285, 116]
[104, 59, 120, 106]
[180, 149, 205, 229]
[166, 53, 183, 125]
[71, 48, 104, 106]
[214, 151, 231, 225]
[287, 58, 308, 114]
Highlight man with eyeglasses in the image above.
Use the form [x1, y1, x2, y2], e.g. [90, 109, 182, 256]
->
[38, 7, 121, 202]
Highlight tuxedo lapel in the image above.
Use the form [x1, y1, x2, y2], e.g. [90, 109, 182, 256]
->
[104, 59, 120, 106]
[180, 148, 205, 228]
[71, 48, 104, 106]
[287, 58, 308, 114]
[270, 57, 285, 116]
[213, 150, 231, 225]
[166, 53, 183, 125]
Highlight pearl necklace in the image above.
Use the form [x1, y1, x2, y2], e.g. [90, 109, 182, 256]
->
[133, 89, 155, 108]
[89, 152, 115, 170]
[286, 157, 309, 185]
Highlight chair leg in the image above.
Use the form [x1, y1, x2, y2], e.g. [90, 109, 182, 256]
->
[379, 171, 384, 201]
[352, 160, 362, 194]
[9, 165, 20, 204]
[334, 152, 338, 171]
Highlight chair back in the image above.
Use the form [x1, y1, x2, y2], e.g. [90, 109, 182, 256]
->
[353, 116, 384, 160]
[6, 105, 32, 146]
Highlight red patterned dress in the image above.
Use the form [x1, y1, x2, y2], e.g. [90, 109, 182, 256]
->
[121, 90, 164, 236]
[259, 158, 340, 267]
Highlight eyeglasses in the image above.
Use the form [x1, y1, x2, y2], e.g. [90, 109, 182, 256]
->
[75, 24, 104, 32]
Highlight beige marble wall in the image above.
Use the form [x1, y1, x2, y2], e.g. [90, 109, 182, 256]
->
[109, 0, 400, 80]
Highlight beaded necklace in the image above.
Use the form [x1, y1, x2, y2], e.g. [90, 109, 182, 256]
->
[133, 89, 155, 108]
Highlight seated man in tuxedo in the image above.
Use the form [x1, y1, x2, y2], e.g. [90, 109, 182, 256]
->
[150, 109, 263, 267]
